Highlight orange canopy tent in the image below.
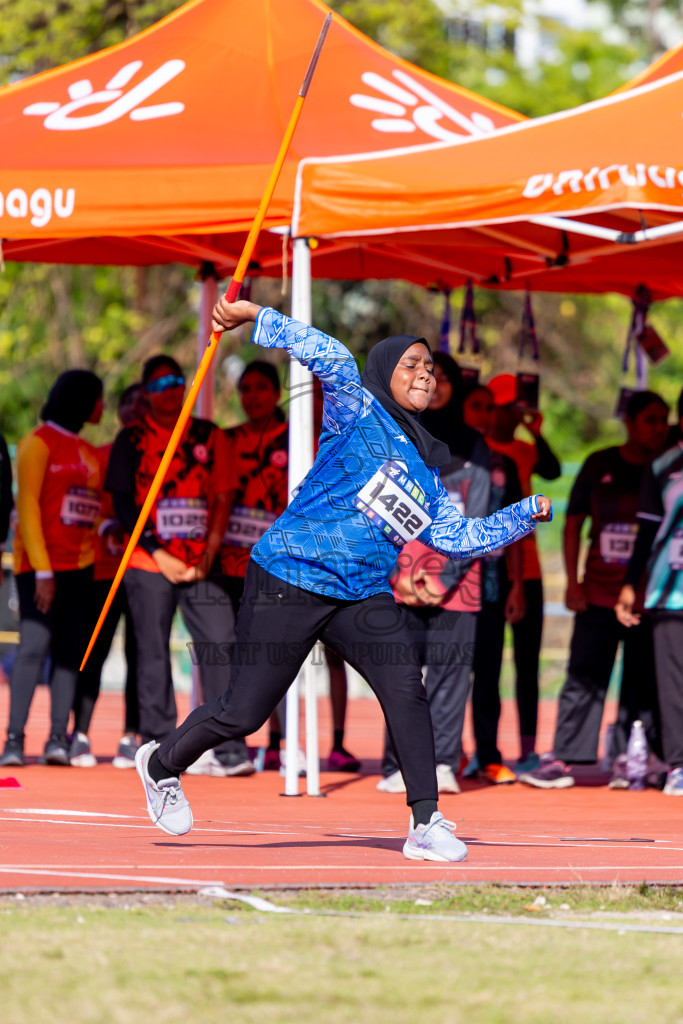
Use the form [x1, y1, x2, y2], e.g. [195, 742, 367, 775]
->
[293, 67, 683, 298]
[0, 0, 521, 276]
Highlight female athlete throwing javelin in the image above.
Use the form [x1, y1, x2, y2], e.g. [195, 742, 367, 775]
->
[135, 300, 552, 862]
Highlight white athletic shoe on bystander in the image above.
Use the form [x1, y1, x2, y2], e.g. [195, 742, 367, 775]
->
[436, 763, 460, 794]
[376, 770, 406, 793]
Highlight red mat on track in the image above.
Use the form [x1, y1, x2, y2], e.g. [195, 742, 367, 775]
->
[1, 687, 681, 891]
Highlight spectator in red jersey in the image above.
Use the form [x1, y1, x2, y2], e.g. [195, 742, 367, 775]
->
[0, 371, 103, 767]
[460, 383, 525, 785]
[379, 353, 490, 794]
[106, 356, 253, 776]
[485, 374, 561, 772]
[69, 383, 146, 768]
[220, 363, 361, 774]
[219, 360, 292, 774]
[520, 390, 669, 790]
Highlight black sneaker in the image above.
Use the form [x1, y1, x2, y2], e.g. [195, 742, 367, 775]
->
[608, 753, 630, 790]
[0, 732, 25, 767]
[518, 752, 575, 789]
[215, 741, 256, 777]
[43, 734, 70, 766]
[112, 735, 139, 769]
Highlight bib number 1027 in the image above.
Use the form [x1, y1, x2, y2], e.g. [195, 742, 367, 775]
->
[355, 461, 432, 545]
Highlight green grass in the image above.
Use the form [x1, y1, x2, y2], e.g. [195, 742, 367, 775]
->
[2, 887, 683, 1024]
[278, 882, 683, 916]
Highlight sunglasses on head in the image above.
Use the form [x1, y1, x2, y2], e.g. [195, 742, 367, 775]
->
[146, 374, 185, 394]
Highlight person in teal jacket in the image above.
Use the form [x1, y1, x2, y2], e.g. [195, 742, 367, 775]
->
[134, 300, 552, 863]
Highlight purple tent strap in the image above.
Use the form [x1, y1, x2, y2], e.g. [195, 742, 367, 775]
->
[519, 291, 540, 362]
[458, 280, 480, 356]
[622, 284, 651, 384]
[439, 288, 451, 353]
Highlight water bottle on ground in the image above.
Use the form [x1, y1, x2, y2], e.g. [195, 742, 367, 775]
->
[626, 720, 648, 791]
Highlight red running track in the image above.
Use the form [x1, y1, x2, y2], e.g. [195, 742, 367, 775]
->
[1, 687, 682, 891]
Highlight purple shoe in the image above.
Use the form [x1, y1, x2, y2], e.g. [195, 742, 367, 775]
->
[263, 749, 281, 771]
[518, 752, 575, 789]
[327, 748, 361, 773]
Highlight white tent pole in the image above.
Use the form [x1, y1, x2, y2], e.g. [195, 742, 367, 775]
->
[284, 237, 318, 796]
[529, 216, 623, 242]
[630, 220, 683, 244]
[190, 265, 219, 714]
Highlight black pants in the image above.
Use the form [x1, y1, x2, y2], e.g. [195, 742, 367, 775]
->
[158, 561, 438, 804]
[8, 567, 93, 738]
[124, 569, 239, 757]
[650, 610, 683, 769]
[382, 606, 476, 776]
[510, 578, 543, 749]
[471, 597, 507, 768]
[553, 604, 661, 764]
[72, 577, 139, 736]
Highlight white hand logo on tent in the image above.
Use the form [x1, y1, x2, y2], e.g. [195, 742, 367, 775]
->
[23, 59, 185, 130]
[350, 70, 496, 141]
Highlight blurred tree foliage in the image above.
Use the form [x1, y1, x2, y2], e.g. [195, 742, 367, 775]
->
[0, 0, 180, 79]
[0, 0, 681, 456]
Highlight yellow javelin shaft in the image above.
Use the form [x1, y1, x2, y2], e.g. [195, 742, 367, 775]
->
[80, 13, 332, 671]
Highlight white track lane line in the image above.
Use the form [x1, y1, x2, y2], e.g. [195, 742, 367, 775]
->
[2, 865, 683, 877]
[0, 867, 223, 886]
[0, 816, 298, 834]
[0, 808, 142, 818]
[4, 815, 680, 850]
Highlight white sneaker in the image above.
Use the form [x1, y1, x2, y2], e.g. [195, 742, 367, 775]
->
[376, 770, 406, 793]
[403, 812, 468, 862]
[436, 763, 460, 794]
[135, 741, 193, 836]
[279, 747, 307, 778]
[186, 749, 231, 776]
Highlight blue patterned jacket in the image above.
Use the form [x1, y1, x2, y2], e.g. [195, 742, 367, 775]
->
[251, 308, 542, 600]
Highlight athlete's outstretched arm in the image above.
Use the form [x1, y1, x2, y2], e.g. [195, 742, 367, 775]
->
[212, 299, 363, 431]
[425, 484, 551, 561]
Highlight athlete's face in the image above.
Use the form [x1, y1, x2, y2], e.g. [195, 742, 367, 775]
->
[239, 371, 280, 424]
[390, 343, 435, 413]
[463, 387, 494, 435]
[146, 365, 185, 420]
[428, 364, 453, 411]
[627, 401, 669, 455]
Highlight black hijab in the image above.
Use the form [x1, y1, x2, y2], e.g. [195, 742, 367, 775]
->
[41, 370, 103, 434]
[361, 335, 450, 468]
[419, 350, 480, 463]
[420, 351, 464, 454]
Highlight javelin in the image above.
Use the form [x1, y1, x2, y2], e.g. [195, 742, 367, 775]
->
[80, 13, 332, 671]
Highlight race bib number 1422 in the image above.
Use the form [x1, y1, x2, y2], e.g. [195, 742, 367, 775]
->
[355, 460, 432, 545]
